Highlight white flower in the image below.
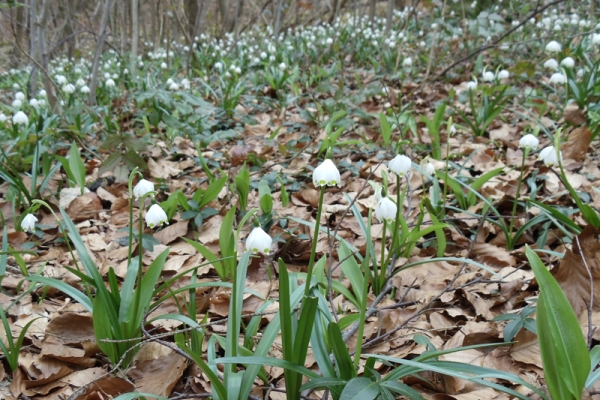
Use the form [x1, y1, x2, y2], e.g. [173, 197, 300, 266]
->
[12, 99, 22, 108]
[482, 71, 495, 82]
[260, 52, 267, 59]
[214, 62, 223, 69]
[38, 99, 45, 107]
[560, 57, 575, 68]
[539, 146, 562, 167]
[519, 134, 539, 150]
[375, 197, 397, 223]
[181, 78, 191, 89]
[169, 82, 180, 91]
[388, 155, 412, 177]
[12, 111, 28, 125]
[593, 33, 600, 45]
[145, 204, 168, 228]
[76, 78, 86, 86]
[246, 226, 272, 255]
[160, 62, 167, 69]
[549, 72, 566, 84]
[29, 98, 39, 107]
[497, 69, 510, 79]
[0, 113, 6, 122]
[313, 159, 341, 187]
[424, 162, 436, 176]
[278, 62, 286, 70]
[105, 79, 115, 87]
[545, 40, 562, 52]
[56, 75, 67, 84]
[39, 89, 47, 97]
[81, 85, 90, 93]
[12, 83, 20, 89]
[15, 92, 25, 101]
[133, 179, 155, 200]
[543, 58, 559, 70]
[403, 57, 413, 67]
[21, 213, 38, 233]
[235, 67, 241, 74]
[466, 80, 477, 90]
[166, 78, 174, 85]
[63, 83, 75, 93]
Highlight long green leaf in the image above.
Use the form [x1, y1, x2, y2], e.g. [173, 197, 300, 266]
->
[526, 246, 590, 400]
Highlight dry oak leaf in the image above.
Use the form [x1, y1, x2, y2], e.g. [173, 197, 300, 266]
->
[67, 192, 103, 222]
[562, 126, 592, 162]
[564, 103, 587, 126]
[129, 353, 187, 397]
[552, 224, 600, 321]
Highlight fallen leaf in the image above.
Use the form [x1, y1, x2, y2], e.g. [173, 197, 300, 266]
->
[562, 126, 591, 162]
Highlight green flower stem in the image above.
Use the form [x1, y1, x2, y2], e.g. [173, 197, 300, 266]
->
[132, 191, 156, 321]
[380, 220, 387, 293]
[508, 150, 528, 250]
[126, 167, 141, 270]
[304, 186, 326, 297]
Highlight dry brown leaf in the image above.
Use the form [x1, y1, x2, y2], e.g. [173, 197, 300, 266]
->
[154, 219, 189, 245]
[562, 126, 592, 161]
[553, 224, 600, 320]
[472, 243, 516, 270]
[67, 192, 103, 222]
[129, 353, 187, 396]
[564, 103, 587, 125]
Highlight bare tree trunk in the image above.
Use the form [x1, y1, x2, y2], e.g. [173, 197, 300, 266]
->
[368, 0, 376, 23]
[130, 0, 139, 76]
[184, 0, 198, 39]
[89, 0, 116, 105]
[30, 0, 39, 93]
[119, 0, 126, 54]
[274, 0, 283, 40]
[385, 0, 394, 33]
[37, 0, 58, 111]
[11, 2, 27, 67]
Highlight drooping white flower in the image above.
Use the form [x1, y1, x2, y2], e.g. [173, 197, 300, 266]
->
[539, 146, 562, 167]
[169, 82, 180, 91]
[214, 61, 223, 70]
[482, 71, 495, 82]
[29, 98, 39, 107]
[76, 78, 86, 86]
[497, 69, 510, 79]
[545, 40, 562, 52]
[388, 155, 412, 177]
[543, 58, 559, 70]
[15, 92, 25, 101]
[313, 159, 341, 187]
[56, 75, 67, 84]
[549, 72, 566, 84]
[21, 213, 38, 233]
[424, 162, 436, 176]
[375, 197, 397, 223]
[133, 179, 155, 200]
[145, 204, 168, 228]
[560, 57, 575, 68]
[80, 85, 90, 93]
[519, 134, 539, 150]
[63, 83, 75, 93]
[38, 89, 47, 97]
[0, 113, 6, 122]
[12, 99, 22, 108]
[278, 62, 286, 71]
[105, 79, 115, 87]
[181, 78, 191, 90]
[466, 80, 477, 90]
[160, 62, 167, 69]
[246, 226, 272, 255]
[12, 111, 28, 125]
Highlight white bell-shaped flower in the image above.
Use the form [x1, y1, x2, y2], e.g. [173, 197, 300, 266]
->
[133, 179, 155, 200]
[549, 72, 566, 84]
[12, 111, 28, 125]
[424, 162, 436, 176]
[519, 134, 539, 150]
[313, 159, 341, 187]
[246, 226, 272, 255]
[539, 146, 562, 167]
[145, 204, 168, 228]
[545, 40, 562, 52]
[388, 155, 412, 177]
[21, 213, 38, 233]
[375, 197, 397, 224]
